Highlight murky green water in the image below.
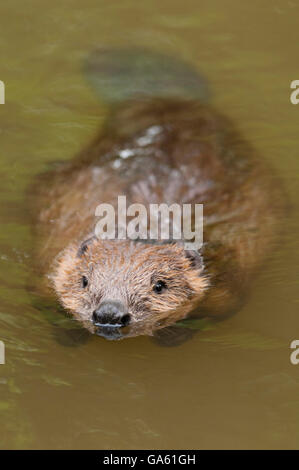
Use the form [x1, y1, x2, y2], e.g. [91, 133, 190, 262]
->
[0, 0, 299, 449]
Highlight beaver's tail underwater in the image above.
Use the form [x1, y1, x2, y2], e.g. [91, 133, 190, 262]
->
[84, 47, 210, 106]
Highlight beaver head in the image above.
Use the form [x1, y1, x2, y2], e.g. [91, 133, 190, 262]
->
[51, 237, 209, 339]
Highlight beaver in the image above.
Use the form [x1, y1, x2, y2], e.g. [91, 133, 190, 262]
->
[32, 49, 285, 344]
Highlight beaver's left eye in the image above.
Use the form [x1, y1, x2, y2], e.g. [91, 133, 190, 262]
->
[153, 280, 167, 294]
[82, 276, 88, 288]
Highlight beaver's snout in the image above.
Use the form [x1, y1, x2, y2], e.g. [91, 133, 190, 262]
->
[92, 301, 131, 328]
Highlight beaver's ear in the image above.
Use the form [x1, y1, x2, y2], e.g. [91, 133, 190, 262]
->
[77, 235, 97, 257]
[184, 249, 204, 270]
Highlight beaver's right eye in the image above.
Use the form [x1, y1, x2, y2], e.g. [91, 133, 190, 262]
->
[82, 276, 88, 288]
[153, 280, 167, 294]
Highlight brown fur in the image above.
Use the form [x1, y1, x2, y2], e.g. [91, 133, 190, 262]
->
[31, 99, 286, 338]
[52, 239, 208, 336]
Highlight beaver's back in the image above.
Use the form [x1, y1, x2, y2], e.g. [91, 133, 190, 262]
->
[33, 99, 284, 286]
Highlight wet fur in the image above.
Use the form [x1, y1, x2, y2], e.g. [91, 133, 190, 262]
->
[31, 99, 285, 340]
[52, 239, 208, 336]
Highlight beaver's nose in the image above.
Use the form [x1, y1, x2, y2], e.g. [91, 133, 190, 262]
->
[92, 301, 131, 327]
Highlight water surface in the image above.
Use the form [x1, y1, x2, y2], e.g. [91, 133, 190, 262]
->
[0, 0, 299, 449]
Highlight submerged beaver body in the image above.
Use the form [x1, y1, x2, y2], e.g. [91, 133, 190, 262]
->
[34, 98, 284, 340]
